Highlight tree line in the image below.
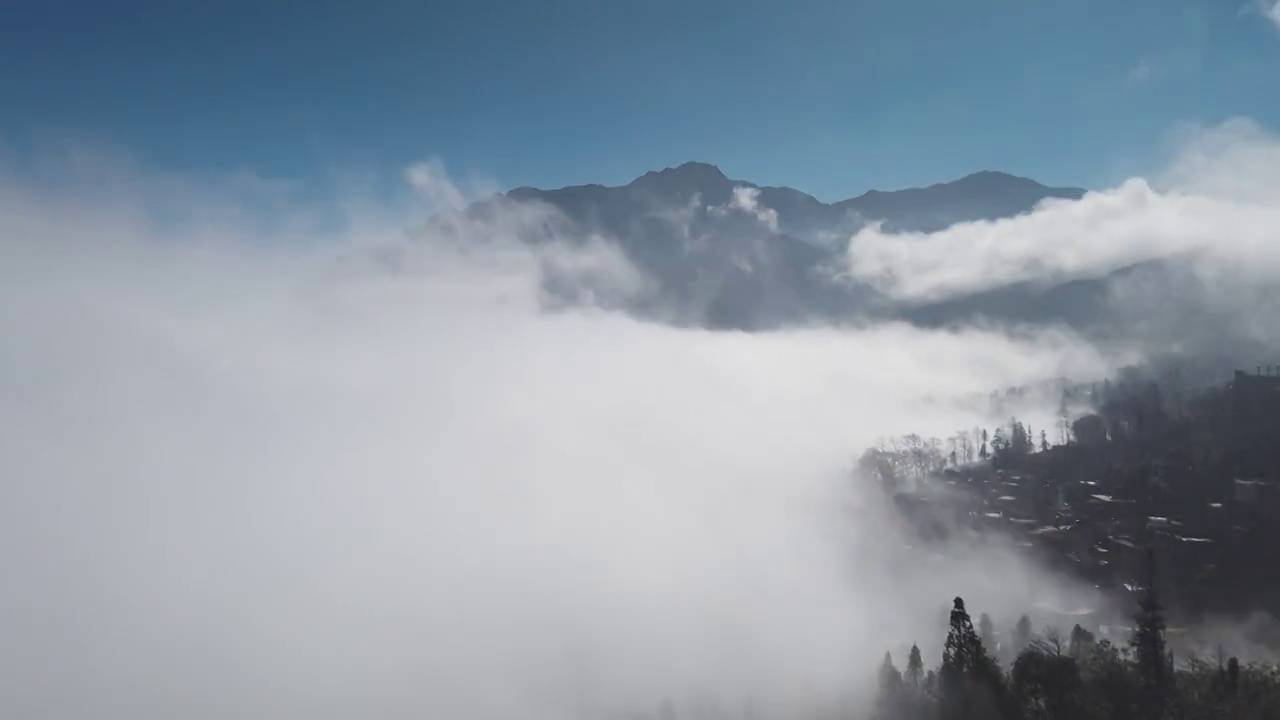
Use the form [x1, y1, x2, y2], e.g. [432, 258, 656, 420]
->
[860, 415, 1050, 492]
[872, 555, 1280, 720]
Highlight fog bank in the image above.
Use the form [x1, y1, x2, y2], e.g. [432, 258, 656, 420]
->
[0, 155, 1125, 719]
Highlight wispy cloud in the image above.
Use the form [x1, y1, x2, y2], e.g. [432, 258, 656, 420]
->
[1246, 0, 1280, 31]
[710, 185, 780, 232]
[1127, 57, 1153, 83]
[730, 185, 780, 232]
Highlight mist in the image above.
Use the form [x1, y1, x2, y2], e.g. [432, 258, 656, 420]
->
[0, 149, 1135, 719]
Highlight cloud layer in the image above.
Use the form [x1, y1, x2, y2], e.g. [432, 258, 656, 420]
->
[844, 119, 1280, 305]
[0, 152, 1113, 718]
[840, 119, 1280, 366]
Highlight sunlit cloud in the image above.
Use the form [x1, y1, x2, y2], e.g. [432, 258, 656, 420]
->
[709, 185, 780, 232]
[0, 149, 1113, 719]
[843, 118, 1280, 308]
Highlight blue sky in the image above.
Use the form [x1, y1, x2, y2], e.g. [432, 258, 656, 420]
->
[1, 0, 1278, 200]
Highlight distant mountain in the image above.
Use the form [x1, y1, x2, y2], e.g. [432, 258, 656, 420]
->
[484, 162, 1090, 329]
[509, 162, 1084, 246]
[837, 169, 1085, 234]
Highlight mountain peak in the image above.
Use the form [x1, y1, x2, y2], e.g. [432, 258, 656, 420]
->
[635, 161, 729, 183]
[627, 161, 736, 202]
[950, 170, 1044, 190]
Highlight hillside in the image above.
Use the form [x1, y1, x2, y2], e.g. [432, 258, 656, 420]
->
[864, 367, 1280, 630]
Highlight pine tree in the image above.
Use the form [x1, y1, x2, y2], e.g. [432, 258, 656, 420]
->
[992, 427, 1007, 455]
[980, 429, 990, 461]
[943, 598, 982, 675]
[1131, 549, 1171, 720]
[1008, 420, 1030, 457]
[940, 598, 1009, 720]
[1012, 614, 1033, 655]
[876, 651, 905, 720]
[979, 613, 997, 658]
[1068, 624, 1096, 662]
[906, 643, 925, 687]
[1040, 429, 1050, 452]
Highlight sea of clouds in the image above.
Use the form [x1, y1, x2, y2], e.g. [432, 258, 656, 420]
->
[1, 118, 1278, 719]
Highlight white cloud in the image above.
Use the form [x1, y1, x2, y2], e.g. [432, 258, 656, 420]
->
[1158, 118, 1280, 202]
[711, 185, 780, 232]
[0, 153, 1109, 718]
[731, 186, 780, 232]
[1242, 0, 1280, 30]
[1262, 0, 1280, 30]
[405, 158, 469, 213]
[843, 118, 1280, 310]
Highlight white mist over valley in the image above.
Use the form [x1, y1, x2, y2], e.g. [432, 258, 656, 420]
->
[3, 117, 1280, 718]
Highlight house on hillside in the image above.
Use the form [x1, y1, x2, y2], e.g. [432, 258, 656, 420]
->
[1072, 414, 1108, 447]
[1231, 368, 1280, 400]
[1234, 478, 1280, 514]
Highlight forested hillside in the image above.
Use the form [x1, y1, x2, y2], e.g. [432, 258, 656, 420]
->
[861, 366, 1280, 718]
[871, 591, 1280, 720]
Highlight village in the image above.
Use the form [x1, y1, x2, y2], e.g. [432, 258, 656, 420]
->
[866, 367, 1280, 655]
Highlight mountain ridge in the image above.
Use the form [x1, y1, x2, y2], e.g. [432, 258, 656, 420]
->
[489, 161, 1097, 330]
[509, 162, 1083, 215]
[508, 161, 1085, 242]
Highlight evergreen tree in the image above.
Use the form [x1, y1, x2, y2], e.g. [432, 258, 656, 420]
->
[980, 429, 990, 460]
[1008, 420, 1031, 458]
[876, 651, 905, 720]
[940, 598, 1010, 720]
[979, 613, 997, 658]
[1068, 624, 1096, 662]
[992, 427, 1008, 456]
[1012, 614, 1034, 654]
[906, 643, 925, 687]
[1131, 550, 1171, 720]
[942, 598, 984, 677]
[1040, 429, 1050, 452]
